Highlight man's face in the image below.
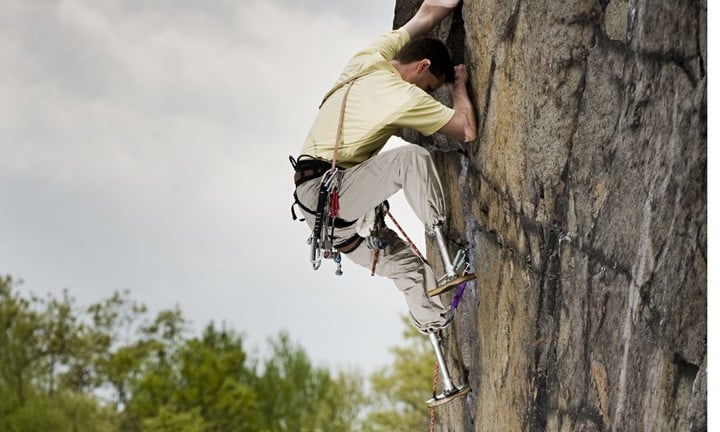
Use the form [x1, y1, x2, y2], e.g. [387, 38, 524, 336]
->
[410, 59, 444, 94]
[418, 71, 444, 94]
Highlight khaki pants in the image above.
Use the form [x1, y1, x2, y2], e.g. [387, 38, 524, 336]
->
[295, 145, 448, 331]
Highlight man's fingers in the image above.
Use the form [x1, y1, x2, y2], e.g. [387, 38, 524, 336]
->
[454, 65, 468, 83]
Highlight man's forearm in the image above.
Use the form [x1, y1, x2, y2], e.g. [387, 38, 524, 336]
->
[452, 83, 477, 142]
[403, 0, 460, 38]
[425, 0, 460, 8]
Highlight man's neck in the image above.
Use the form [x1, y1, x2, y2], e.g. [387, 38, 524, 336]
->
[390, 60, 411, 81]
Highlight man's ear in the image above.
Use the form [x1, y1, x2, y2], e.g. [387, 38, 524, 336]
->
[415, 59, 431, 73]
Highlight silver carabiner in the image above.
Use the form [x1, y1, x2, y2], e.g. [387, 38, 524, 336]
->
[309, 236, 322, 270]
[321, 167, 344, 192]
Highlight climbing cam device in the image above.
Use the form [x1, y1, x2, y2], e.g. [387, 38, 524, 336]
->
[367, 201, 390, 250]
[428, 224, 476, 297]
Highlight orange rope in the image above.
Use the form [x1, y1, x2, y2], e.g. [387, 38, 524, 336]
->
[384, 211, 440, 431]
[370, 210, 429, 276]
[330, 79, 358, 171]
[370, 250, 379, 276]
[429, 362, 439, 431]
[386, 211, 430, 266]
[374, 212, 438, 430]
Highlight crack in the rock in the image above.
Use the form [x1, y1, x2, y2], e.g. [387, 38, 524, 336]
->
[502, 0, 521, 43]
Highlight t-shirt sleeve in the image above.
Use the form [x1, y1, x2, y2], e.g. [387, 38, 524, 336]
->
[361, 28, 410, 61]
[392, 90, 456, 136]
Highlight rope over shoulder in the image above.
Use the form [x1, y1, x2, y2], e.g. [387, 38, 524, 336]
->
[319, 71, 373, 108]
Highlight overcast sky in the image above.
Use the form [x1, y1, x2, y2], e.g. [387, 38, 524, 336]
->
[0, 0, 432, 372]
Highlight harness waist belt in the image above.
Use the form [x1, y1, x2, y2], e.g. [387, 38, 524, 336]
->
[293, 156, 335, 186]
[293, 168, 325, 186]
[290, 155, 356, 229]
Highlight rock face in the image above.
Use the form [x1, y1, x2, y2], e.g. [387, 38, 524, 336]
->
[393, 1, 706, 431]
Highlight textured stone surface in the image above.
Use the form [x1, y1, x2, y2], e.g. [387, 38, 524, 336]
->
[394, 1, 706, 431]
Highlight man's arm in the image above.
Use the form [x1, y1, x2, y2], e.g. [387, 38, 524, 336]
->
[439, 65, 477, 142]
[402, 0, 461, 39]
[403, 0, 476, 142]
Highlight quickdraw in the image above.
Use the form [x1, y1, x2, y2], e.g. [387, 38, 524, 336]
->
[309, 168, 344, 273]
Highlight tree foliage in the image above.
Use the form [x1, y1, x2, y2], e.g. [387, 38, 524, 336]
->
[0, 276, 121, 431]
[254, 331, 365, 432]
[0, 275, 366, 431]
[1, 275, 431, 431]
[361, 317, 436, 432]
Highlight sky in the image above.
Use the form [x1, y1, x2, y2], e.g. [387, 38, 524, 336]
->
[0, 0, 429, 373]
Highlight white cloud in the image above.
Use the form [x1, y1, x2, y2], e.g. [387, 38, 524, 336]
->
[1, 0, 384, 217]
[0, 0, 418, 372]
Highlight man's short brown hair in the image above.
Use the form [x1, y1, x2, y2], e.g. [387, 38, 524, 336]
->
[393, 37, 455, 83]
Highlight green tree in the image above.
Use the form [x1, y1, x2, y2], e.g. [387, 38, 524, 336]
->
[0, 276, 43, 408]
[36, 289, 81, 396]
[143, 406, 208, 432]
[114, 306, 190, 431]
[112, 319, 260, 432]
[254, 331, 365, 432]
[362, 317, 435, 432]
[171, 324, 260, 431]
[1, 276, 370, 431]
[0, 276, 120, 432]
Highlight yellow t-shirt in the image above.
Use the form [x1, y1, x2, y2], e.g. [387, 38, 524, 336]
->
[300, 28, 455, 168]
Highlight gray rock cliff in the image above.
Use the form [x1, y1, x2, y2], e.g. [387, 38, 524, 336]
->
[393, 1, 707, 430]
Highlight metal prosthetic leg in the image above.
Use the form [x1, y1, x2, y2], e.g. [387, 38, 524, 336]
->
[428, 224, 476, 297]
[426, 330, 470, 407]
[434, 223, 457, 279]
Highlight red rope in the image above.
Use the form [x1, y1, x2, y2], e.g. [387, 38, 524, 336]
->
[377, 212, 440, 430]
[371, 210, 429, 276]
[386, 211, 430, 266]
[376, 211, 448, 430]
[370, 249, 379, 276]
[429, 361, 439, 431]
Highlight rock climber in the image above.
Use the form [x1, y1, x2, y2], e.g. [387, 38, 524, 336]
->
[290, 0, 477, 406]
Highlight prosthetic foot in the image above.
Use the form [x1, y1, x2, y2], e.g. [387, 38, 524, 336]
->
[428, 224, 475, 297]
[426, 329, 470, 407]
